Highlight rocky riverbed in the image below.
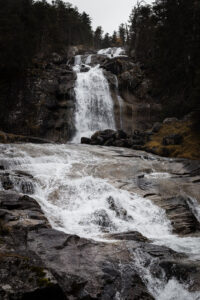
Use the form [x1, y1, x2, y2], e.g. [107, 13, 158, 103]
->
[0, 143, 200, 299]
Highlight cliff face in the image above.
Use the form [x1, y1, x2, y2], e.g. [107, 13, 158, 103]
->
[0, 53, 76, 142]
[0, 50, 161, 142]
[101, 57, 162, 134]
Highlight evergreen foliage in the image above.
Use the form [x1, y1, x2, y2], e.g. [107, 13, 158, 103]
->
[0, 0, 93, 77]
[128, 0, 200, 119]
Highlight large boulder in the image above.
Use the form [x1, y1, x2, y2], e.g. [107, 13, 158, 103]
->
[101, 57, 135, 75]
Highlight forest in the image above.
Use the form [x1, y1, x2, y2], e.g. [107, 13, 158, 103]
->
[127, 0, 200, 121]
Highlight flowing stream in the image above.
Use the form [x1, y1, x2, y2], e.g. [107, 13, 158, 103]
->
[1, 48, 200, 299]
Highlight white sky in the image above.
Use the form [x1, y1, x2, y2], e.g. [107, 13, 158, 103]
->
[49, 0, 153, 34]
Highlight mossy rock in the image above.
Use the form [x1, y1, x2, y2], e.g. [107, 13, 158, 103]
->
[145, 120, 200, 160]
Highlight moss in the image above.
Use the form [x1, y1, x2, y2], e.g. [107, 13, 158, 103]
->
[145, 120, 200, 160]
[28, 265, 53, 287]
[37, 277, 53, 287]
[29, 266, 46, 278]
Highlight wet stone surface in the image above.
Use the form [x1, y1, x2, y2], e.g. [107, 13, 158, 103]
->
[0, 143, 200, 299]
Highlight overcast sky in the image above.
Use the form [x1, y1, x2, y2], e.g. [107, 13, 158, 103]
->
[52, 0, 153, 34]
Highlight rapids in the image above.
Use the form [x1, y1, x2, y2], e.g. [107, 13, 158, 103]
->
[1, 143, 200, 299]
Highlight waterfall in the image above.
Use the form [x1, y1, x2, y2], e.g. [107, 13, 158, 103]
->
[1, 48, 200, 299]
[114, 75, 124, 129]
[85, 54, 92, 65]
[72, 57, 116, 143]
[97, 47, 126, 58]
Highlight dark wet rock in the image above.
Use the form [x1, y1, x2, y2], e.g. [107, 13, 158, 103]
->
[80, 64, 90, 72]
[20, 181, 35, 195]
[107, 231, 150, 242]
[0, 192, 40, 211]
[1, 175, 13, 190]
[115, 129, 127, 139]
[163, 134, 183, 146]
[160, 260, 200, 291]
[0, 53, 76, 142]
[107, 196, 131, 220]
[103, 70, 117, 88]
[119, 69, 143, 92]
[91, 129, 116, 141]
[149, 194, 200, 235]
[0, 250, 66, 300]
[92, 209, 113, 228]
[57, 81, 75, 95]
[113, 139, 126, 148]
[80, 137, 91, 144]
[101, 57, 135, 75]
[42, 78, 59, 94]
[162, 196, 200, 235]
[82, 129, 148, 150]
[152, 122, 162, 133]
[59, 71, 77, 83]
[52, 52, 65, 65]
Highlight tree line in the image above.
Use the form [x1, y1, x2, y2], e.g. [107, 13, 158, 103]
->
[0, 0, 128, 78]
[0, 0, 94, 78]
[126, 0, 200, 120]
[99, 0, 200, 121]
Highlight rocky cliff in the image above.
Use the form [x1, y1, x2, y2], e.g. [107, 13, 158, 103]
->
[0, 49, 161, 142]
[0, 53, 77, 142]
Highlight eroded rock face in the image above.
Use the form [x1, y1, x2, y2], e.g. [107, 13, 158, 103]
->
[0, 55, 76, 143]
[102, 57, 162, 133]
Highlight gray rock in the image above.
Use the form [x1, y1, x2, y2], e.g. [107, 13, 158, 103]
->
[163, 117, 179, 124]
[81, 137, 91, 144]
[0, 191, 40, 211]
[107, 231, 150, 242]
[57, 81, 75, 95]
[152, 122, 162, 133]
[52, 52, 64, 64]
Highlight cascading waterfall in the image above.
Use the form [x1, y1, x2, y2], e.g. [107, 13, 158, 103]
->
[72, 56, 116, 143]
[98, 47, 126, 58]
[1, 49, 200, 299]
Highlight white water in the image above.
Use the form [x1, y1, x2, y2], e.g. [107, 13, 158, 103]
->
[72, 64, 116, 142]
[114, 75, 124, 129]
[98, 47, 126, 58]
[85, 54, 92, 65]
[133, 249, 200, 300]
[1, 143, 200, 299]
